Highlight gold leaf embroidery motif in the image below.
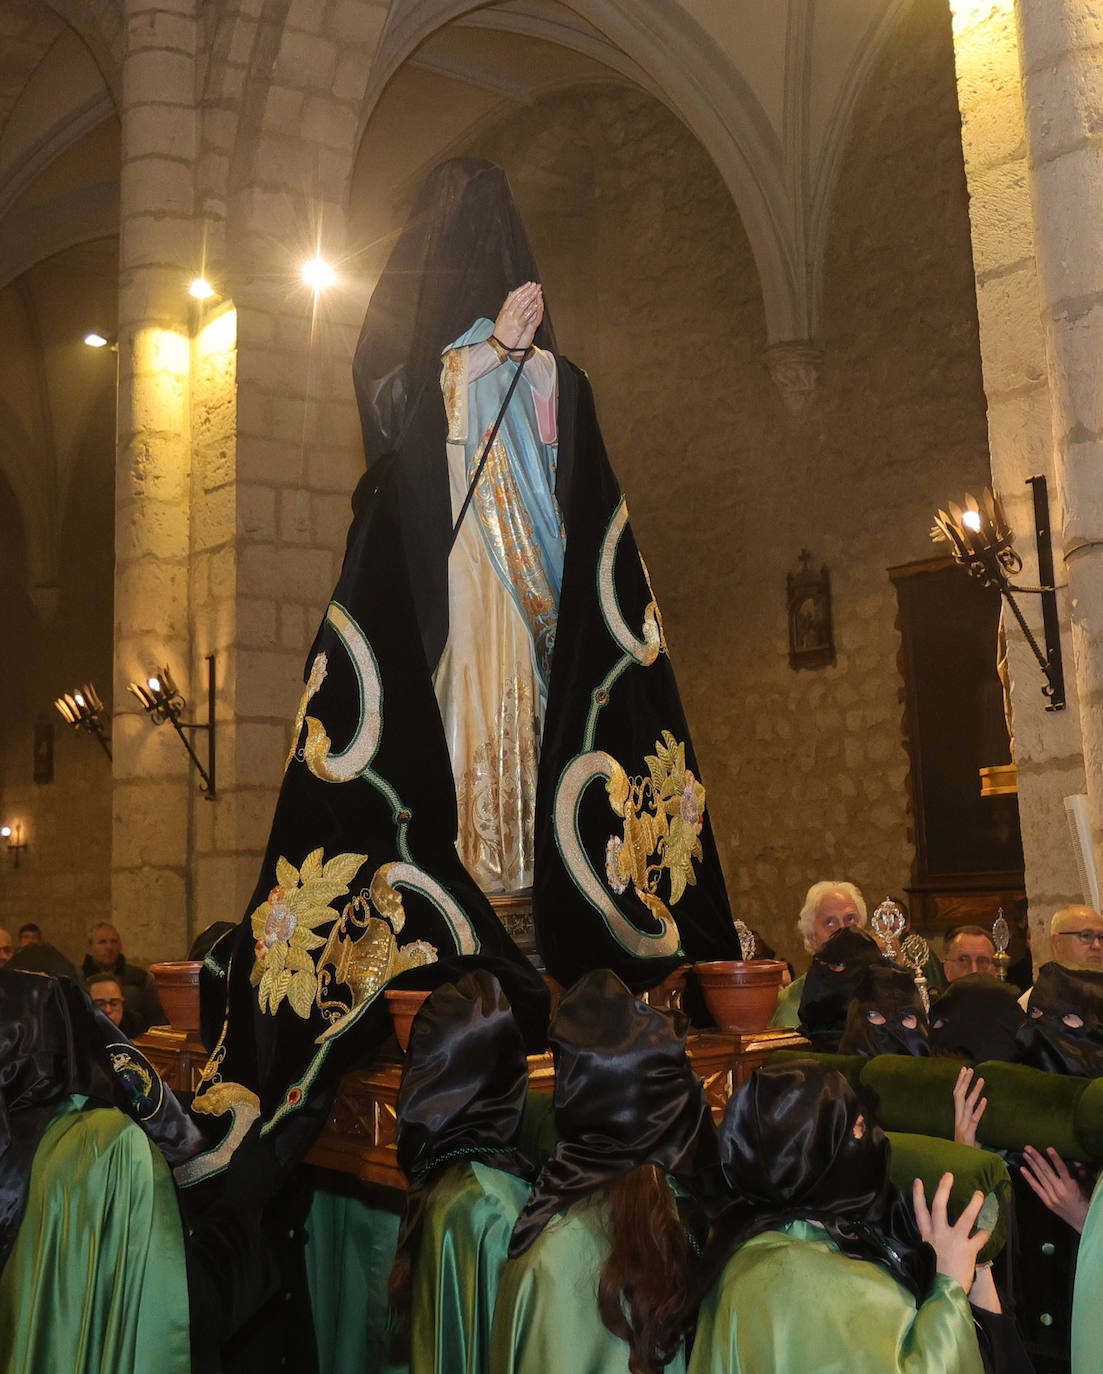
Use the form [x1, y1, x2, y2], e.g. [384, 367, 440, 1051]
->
[605, 730, 706, 911]
[249, 848, 369, 1017]
[250, 849, 439, 1026]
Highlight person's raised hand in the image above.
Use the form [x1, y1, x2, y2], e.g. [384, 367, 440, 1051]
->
[913, 1173, 988, 1294]
[952, 1066, 987, 1149]
[1021, 1146, 1090, 1234]
[494, 282, 543, 351]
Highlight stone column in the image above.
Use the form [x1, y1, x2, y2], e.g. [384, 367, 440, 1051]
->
[948, 0, 1089, 945]
[112, 0, 198, 961]
[1016, 0, 1103, 898]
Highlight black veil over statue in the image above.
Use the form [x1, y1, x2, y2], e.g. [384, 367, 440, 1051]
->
[352, 158, 557, 671]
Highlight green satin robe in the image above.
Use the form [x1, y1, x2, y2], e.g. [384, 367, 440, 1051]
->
[1072, 1171, 1103, 1374]
[687, 1220, 982, 1374]
[770, 973, 805, 1028]
[410, 1162, 533, 1374]
[489, 1198, 688, 1374]
[305, 1173, 409, 1374]
[0, 1094, 190, 1374]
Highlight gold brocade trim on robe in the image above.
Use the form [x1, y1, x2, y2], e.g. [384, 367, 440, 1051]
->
[455, 676, 539, 892]
[471, 436, 558, 684]
[441, 348, 469, 443]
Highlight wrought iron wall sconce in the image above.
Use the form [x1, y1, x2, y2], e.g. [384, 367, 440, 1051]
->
[932, 476, 1065, 711]
[0, 822, 27, 868]
[54, 682, 112, 759]
[127, 655, 217, 799]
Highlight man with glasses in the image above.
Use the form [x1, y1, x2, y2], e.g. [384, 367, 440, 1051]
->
[942, 924, 997, 983]
[1050, 905, 1103, 972]
[85, 971, 137, 1035]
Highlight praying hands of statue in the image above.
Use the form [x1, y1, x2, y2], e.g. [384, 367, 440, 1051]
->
[493, 282, 544, 351]
[952, 1066, 987, 1150]
[1021, 1145, 1091, 1233]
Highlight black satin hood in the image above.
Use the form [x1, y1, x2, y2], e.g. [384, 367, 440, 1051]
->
[1016, 961, 1103, 1077]
[712, 1058, 935, 1302]
[508, 968, 714, 1256]
[798, 927, 885, 1052]
[930, 974, 1025, 1062]
[0, 969, 206, 1270]
[838, 964, 930, 1058]
[396, 969, 531, 1182]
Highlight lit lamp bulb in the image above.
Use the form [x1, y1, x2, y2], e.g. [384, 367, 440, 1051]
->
[83, 331, 110, 348]
[189, 277, 215, 300]
[302, 258, 335, 291]
[962, 509, 982, 531]
[0, 826, 10, 839]
[147, 677, 161, 693]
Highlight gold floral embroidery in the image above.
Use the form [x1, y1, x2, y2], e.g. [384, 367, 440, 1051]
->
[250, 849, 368, 1017]
[472, 437, 558, 685]
[606, 731, 706, 907]
[455, 676, 539, 891]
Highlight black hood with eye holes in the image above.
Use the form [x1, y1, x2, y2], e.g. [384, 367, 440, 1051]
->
[1016, 962, 1103, 1076]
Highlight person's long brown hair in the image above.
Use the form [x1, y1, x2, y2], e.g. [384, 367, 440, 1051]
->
[595, 1164, 692, 1374]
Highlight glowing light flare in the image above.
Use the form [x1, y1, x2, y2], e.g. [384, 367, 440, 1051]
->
[189, 277, 216, 301]
[962, 509, 982, 531]
[83, 332, 110, 348]
[302, 258, 335, 291]
[147, 677, 161, 693]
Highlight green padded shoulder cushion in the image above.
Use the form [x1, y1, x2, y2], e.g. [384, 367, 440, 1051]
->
[971, 1060, 1095, 1159]
[886, 1130, 1010, 1262]
[763, 1049, 865, 1089]
[859, 1056, 961, 1140]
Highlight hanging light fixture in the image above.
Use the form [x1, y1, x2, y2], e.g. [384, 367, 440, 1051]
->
[54, 682, 112, 759]
[932, 478, 1065, 710]
[127, 656, 217, 798]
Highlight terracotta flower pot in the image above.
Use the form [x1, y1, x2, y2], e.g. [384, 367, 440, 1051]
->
[694, 959, 787, 1033]
[149, 960, 202, 1034]
[385, 987, 432, 1051]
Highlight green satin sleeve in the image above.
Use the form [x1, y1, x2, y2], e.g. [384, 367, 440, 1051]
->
[489, 1199, 687, 1374]
[0, 1094, 190, 1374]
[410, 1162, 533, 1374]
[1072, 1170, 1103, 1374]
[305, 1172, 409, 1374]
[687, 1220, 983, 1374]
[770, 974, 804, 1028]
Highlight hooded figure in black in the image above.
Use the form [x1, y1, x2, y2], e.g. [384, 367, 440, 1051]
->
[0, 968, 205, 1272]
[930, 974, 1025, 1063]
[388, 970, 534, 1360]
[500, 969, 715, 1374]
[798, 926, 886, 1052]
[1016, 961, 1103, 1077]
[838, 963, 930, 1058]
[700, 1058, 935, 1302]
